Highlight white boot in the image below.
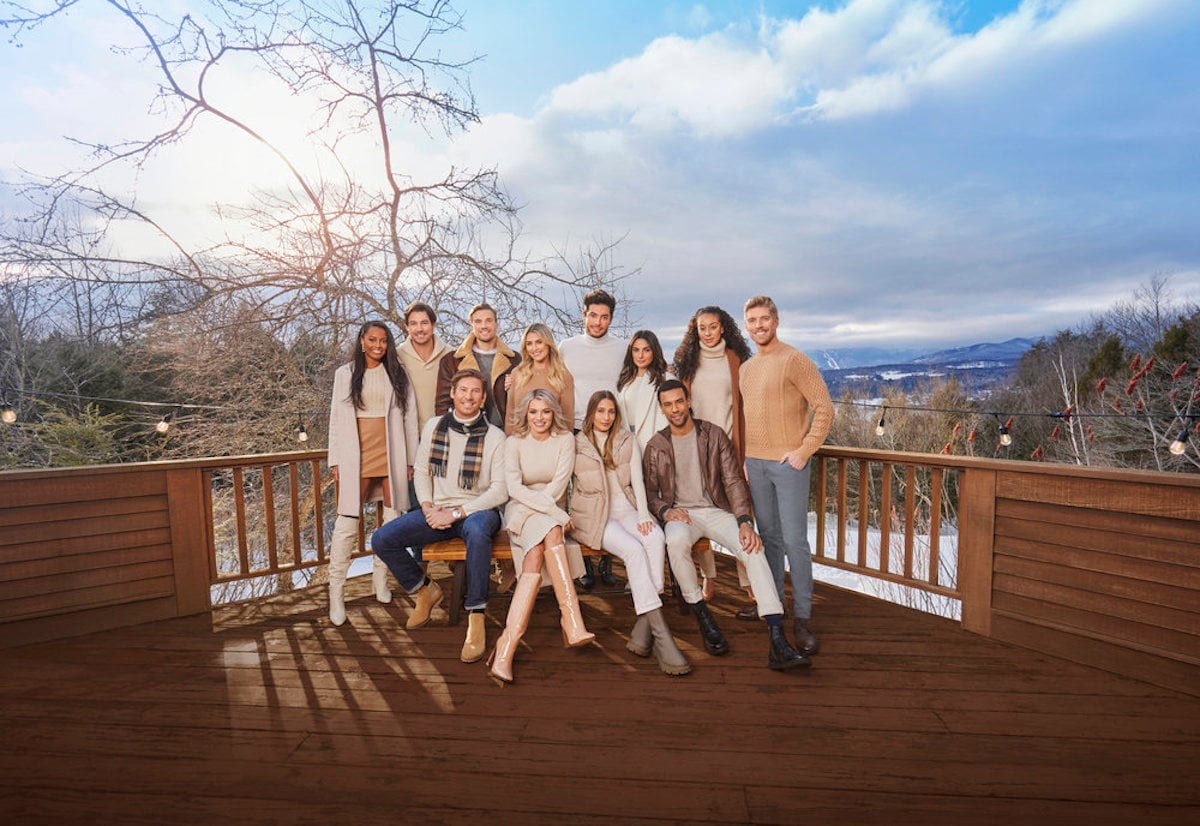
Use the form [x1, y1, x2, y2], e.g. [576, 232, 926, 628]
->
[372, 506, 398, 604]
[328, 515, 358, 626]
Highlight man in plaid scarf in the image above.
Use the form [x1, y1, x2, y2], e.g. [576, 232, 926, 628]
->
[372, 369, 508, 663]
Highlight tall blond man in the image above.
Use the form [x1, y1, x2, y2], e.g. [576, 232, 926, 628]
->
[740, 295, 834, 655]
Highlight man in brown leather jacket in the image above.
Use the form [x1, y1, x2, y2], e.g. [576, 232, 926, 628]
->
[642, 379, 809, 670]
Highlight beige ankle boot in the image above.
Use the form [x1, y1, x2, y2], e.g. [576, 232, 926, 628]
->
[646, 607, 692, 676]
[327, 515, 358, 626]
[488, 572, 540, 683]
[544, 543, 595, 648]
[461, 612, 487, 663]
[371, 506, 398, 603]
[406, 579, 443, 629]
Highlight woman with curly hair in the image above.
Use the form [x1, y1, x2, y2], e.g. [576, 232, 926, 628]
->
[617, 330, 671, 448]
[326, 320, 419, 626]
[673, 306, 754, 604]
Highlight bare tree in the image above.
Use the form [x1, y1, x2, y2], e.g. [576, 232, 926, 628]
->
[1, 0, 628, 344]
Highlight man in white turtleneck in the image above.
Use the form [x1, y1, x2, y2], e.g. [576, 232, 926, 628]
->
[559, 288, 626, 432]
[560, 288, 627, 587]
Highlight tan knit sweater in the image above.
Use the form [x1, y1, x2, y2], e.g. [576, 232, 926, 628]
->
[739, 342, 833, 464]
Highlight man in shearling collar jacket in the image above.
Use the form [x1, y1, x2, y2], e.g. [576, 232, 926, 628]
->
[642, 379, 810, 671]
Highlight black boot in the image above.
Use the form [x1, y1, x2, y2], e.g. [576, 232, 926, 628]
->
[597, 554, 619, 587]
[768, 624, 811, 671]
[690, 600, 729, 656]
[793, 618, 820, 656]
[577, 556, 596, 590]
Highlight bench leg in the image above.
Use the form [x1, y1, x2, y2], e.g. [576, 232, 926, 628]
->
[447, 561, 467, 626]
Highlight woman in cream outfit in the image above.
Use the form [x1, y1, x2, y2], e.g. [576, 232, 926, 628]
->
[571, 390, 690, 676]
[488, 390, 594, 683]
[326, 321, 418, 626]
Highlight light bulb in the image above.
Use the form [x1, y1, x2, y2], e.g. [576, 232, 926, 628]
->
[999, 426, 1012, 447]
[297, 423, 309, 443]
[874, 411, 886, 436]
[1, 406, 15, 425]
[1169, 432, 1188, 456]
[155, 413, 172, 434]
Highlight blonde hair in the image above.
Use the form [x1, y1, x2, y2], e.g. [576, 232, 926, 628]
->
[513, 322, 569, 395]
[511, 389, 570, 438]
[744, 294, 778, 318]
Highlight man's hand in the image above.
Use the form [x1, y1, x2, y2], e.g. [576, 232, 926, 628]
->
[780, 449, 808, 471]
[663, 507, 691, 524]
[739, 521, 763, 553]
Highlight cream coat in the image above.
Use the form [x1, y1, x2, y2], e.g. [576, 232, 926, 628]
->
[569, 429, 653, 548]
[327, 362, 419, 516]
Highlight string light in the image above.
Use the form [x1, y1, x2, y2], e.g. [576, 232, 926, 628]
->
[1169, 416, 1198, 456]
[155, 410, 174, 434]
[296, 419, 309, 443]
[1, 391, 15, 425]
[874, 407, 887, 436]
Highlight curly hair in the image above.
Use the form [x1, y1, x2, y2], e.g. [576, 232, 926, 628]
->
[617, 330, 670, 391]
[510, 388, 570, 438]
[672, 306, 753, 383]
[348, 320, 410, 410]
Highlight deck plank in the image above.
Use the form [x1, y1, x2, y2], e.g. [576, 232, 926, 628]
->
[1, 559, 1197, 824]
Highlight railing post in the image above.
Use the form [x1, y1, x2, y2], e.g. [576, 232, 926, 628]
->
[166, 467, 213, 616]
[957, 467, 996, 636]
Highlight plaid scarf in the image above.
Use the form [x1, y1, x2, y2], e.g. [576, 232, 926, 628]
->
[429, 411, 490, 491]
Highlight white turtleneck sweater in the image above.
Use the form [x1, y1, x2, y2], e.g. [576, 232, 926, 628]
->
[560, 331, 627, 430]
[690, 339, 733, 437]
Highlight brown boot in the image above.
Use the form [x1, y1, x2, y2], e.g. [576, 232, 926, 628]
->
[461, 612, 487, 663]
[488, 573, 540, 683]
[544, 543, 595, 647]
[406, 579, 443, 630]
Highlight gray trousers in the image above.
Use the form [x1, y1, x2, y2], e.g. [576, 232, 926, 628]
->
[746, 457, 814, 619]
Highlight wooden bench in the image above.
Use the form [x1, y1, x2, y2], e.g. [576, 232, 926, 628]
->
[420, 535, 713, 625]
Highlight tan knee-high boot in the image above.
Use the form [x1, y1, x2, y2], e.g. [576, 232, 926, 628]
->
[372, 506, 398, 604]
[544, 543, 595, 647]
[328, 515, 358, 626]
[488, 572, 540, 683]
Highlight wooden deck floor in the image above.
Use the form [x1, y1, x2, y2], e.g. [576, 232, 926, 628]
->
[2, 560, 1198, 825]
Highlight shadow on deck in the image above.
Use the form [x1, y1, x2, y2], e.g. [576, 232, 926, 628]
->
[2, 560, 1198, 825]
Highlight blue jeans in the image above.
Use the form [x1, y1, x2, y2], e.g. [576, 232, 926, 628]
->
[746, 457, 814, 619]
[406, 479, 424, 563]
[372, 508, 501, 611]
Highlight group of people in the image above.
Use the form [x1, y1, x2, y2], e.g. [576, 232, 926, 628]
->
[326, 289, 834, 683]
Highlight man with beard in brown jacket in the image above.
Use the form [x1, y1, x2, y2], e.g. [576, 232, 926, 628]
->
[642, 379, 809, 671]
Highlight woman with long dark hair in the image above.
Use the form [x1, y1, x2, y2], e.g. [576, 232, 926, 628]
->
[571, 390, 690, 676]
[326, 321, 419, 626]
[617, 330, 670, 448]
[488, 389, 594, 683]
[673, 306, 754, 604]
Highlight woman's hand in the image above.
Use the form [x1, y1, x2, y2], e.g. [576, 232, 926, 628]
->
[637, 519, 655, 536]
[331, 466, 339, 483]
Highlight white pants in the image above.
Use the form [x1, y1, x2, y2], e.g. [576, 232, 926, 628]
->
[600, 509, 666, 615]
[665, 506, 783, 616]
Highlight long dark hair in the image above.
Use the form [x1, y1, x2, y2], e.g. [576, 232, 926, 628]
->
[349, 321, 410, 410]
[582, 390, 623, 470]
[617, 329, 669, 391]
[673, 306, 752, 383]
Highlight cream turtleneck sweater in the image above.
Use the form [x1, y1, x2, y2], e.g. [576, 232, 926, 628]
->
[689, 340, 733, 437]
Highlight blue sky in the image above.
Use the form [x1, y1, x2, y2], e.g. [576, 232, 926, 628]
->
[3, 1, 1199, 352]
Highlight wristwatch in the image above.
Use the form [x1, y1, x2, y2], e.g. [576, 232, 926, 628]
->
[451, 508, 463, 520]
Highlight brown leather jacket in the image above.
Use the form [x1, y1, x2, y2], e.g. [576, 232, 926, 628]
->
[642, 418, 752, 524]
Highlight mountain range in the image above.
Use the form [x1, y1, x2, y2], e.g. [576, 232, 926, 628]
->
[816, 337, 1037, 399]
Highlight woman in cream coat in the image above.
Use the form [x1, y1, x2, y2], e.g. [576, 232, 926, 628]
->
[489, 390, 594, 684]
[327, 321, 419, 626]
[570, 390, 690, 676]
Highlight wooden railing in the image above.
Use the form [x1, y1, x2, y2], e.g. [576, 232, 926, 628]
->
[2, 447, 1197, 695]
